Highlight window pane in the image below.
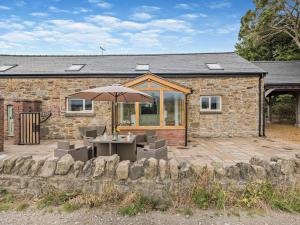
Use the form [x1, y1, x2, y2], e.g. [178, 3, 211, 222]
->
[150, 81, 164, 88]
[85, 100, 93, 111]
[134, 81, 148, 88]
[139, 91, 160, 126]
[201, 97, 209, 110]
[118, 103, 135, 126]
[69, 99, 83, 111]
[211, 96, 220, 110]
[164, 91, 184, 126]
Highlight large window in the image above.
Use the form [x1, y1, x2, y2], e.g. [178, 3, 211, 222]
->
[117, 78, 188, 128]
[200, 96, 222, 112]
[67, 99, 93, 113]
[164, 91, 184, 126]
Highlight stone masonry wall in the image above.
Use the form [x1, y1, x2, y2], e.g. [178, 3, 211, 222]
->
[0, 154, 299, 197]
[0, 98, 4, 152]
[0, 76, 260, 141]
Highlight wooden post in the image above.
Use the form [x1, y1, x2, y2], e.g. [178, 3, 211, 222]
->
[296, 93, 300, 127]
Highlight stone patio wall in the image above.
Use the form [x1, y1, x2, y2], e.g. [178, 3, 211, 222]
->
[0, 75, 260, 141]
[0, 154, 299, 197]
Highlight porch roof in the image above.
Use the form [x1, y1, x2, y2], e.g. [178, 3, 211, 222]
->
[0, 52, 265, 77]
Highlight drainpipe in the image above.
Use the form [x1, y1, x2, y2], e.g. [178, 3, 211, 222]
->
[258, 74, 262, 137]
[262, 79, 266, 137]
[185, 91, 193, 146]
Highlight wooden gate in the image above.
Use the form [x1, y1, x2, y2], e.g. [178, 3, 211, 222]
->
[19, 112, 40, 145]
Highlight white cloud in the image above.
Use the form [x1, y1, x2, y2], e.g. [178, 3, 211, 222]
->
[136, 5, 160, 12]
[0, 5, 10, 10]
[72, 7, 92, 14]
[181, 13, 207, 20]
[208, 1, 231, 9]
[88, 0, 112, 9]
[30, 12, 48, 17]
[130, 12, 153, 21]
[175, 3, 198, 10]
[15, 1, 26, 7]
[48, 6, 69, 13]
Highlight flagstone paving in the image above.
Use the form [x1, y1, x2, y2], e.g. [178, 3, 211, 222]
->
[1, 137, 299, 166]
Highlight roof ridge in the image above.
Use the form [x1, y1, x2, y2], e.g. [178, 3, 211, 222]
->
[252, 60, 300, 63]
[0, 52, 236, 57]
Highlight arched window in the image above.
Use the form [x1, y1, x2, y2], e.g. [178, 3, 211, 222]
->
[117, 74, 191, 130]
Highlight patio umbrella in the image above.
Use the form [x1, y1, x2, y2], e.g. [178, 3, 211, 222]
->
[69, 84, 153, 132]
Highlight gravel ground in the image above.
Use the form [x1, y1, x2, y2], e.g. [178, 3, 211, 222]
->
[0, 209, 299, 225]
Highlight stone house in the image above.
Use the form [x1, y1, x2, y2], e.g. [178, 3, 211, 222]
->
[0, 52, 266, 145]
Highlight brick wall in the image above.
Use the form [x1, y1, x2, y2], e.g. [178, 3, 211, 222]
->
[0, 98, 4, 152]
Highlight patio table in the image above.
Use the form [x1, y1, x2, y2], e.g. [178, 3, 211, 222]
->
[91, 135, 136, 156]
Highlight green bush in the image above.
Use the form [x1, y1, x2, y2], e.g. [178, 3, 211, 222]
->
[16, 202, 30, 211]
[271, 94, 296, 122]
[61, 203, 81, 213]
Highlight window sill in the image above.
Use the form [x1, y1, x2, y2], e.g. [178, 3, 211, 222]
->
[65, 112, 95, 117]
[200, 111, 222, 114]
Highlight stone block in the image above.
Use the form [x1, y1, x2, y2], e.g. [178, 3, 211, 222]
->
[55, 154, 75, 175]
[93, 157, 106, 178]
[39, 158, 57, 178]
[3, 156, 18, 174]
[130, 159, 145, 180]
[73, 161, 84, 177]
[169, 159, 179, 180]
[102, 154, 119, 177]
[159, 159, 169, 180]
[116, 160, 130, 180]
[144, 158, 158, 179]
[29, 159, 45, 177]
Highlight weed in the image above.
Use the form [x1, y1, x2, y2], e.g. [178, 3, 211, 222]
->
[16, 202, 30, 211]
[61, 203, 81, 213]
[38, 189, 79, 209]
[118, 193, 158, 216]
[0, 189, 15, 211]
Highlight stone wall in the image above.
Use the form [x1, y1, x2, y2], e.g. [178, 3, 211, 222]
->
[0, 75, 260, 142]
[0, 154, 299, 196]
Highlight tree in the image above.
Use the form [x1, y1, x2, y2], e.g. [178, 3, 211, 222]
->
[236, 0, 300, 61]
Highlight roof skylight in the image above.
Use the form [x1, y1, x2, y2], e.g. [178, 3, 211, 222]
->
[136, 64, 150, 71]
[0, 64, 17, 72]
[66, 64, 85, 71]
[206, 63, 223, 70]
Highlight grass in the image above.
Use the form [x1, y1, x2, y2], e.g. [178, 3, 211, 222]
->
[16, 202, 30, 211]
[118, 193, 159, 216]
[61, 203, 81, 213]
[0, 188, 15, 211]
[37, 189, 79, 209]
[176, 207, 193, 216]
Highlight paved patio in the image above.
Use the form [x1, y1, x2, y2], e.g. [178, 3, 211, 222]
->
[1, 137, 299, 166]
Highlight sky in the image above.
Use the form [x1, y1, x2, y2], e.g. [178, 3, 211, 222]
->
[0, 0, 254, 55]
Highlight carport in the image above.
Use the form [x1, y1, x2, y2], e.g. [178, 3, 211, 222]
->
[253, 61, 300, 127]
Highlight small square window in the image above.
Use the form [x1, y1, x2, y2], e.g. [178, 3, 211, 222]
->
[206, 63, 223, 70]
[67, 98, 93, 113]
[136, 64, 149, 71]
[200, 96, 222, 112]
[66, 64, 85, 71]
[0, 64, 17, 72]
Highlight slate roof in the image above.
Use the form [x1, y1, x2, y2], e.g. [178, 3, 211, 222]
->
[253, 61, 300, 86]
[0, 52, 265, 77]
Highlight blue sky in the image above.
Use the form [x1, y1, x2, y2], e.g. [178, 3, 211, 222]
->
[0, 0, 254, 54]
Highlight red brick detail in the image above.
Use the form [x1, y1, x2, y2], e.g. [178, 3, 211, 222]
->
[120, 129, 185, 146]
[0, 98, 4, 152]
[12, 100, 42, 144]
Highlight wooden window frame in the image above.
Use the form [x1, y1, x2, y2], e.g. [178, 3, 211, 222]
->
[119, 75, 189, 130]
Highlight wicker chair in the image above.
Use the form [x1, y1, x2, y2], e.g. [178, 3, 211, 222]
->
[137, 139, 168, 160]
[136, 130, 158, 147]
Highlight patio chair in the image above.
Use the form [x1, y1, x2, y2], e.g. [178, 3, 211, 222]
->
[137, 139, 168, 160]
[82, 126, 106, 148]
[117, 139, 137, 162]
[54, 140, 90, 162]
[136, 130, 158, 147]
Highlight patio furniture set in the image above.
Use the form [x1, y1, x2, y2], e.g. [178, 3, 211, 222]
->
[54, 126, 168, 162]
